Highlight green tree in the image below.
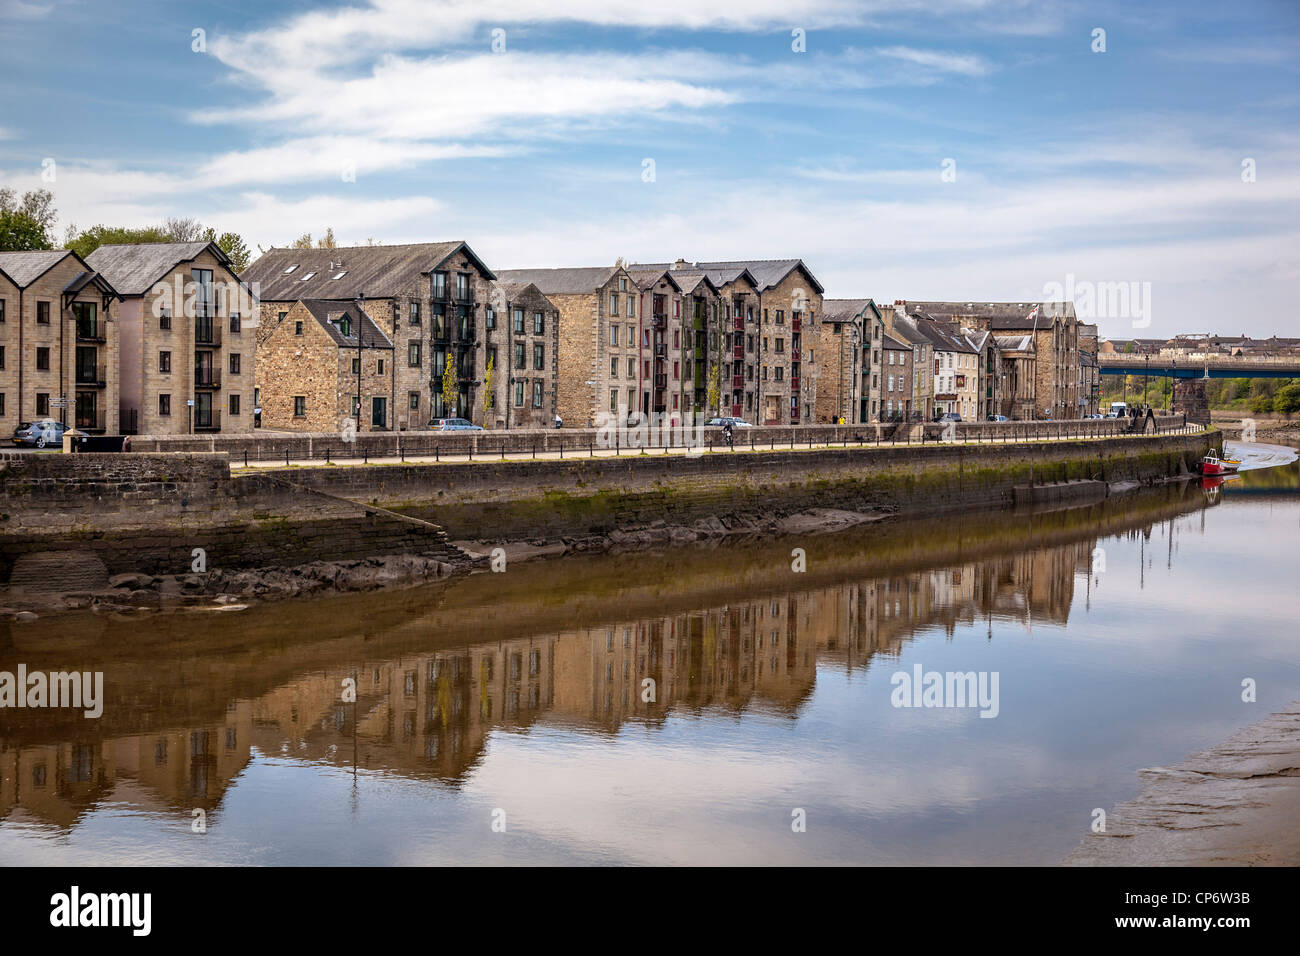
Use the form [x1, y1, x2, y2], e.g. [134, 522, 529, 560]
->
[1273, 381, 1300, 414]
[201, 227, 252, 272]
[706, 361, 721, 415]
[64, 223, 170, 259]
[1250, 393, 1274, 414]
[442, 353, 457, 417]
[482, 354, 495, 416]
[0, 187, 56, 250]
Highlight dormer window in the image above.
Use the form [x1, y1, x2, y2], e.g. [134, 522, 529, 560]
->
[340, 318, 351, 336]
[283, 265, 298, 274]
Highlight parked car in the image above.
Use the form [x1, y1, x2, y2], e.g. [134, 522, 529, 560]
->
[705, 417, 753, 428]
[938, 413, 962, 423]
[12, 419, 67, 448]
[435, 418, 483, 431]
[987, 414, 1009, 422]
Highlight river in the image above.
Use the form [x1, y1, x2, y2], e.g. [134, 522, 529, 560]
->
[1, 442, 1296, 865]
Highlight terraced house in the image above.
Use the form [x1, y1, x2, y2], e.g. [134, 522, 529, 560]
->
[0, 250, 121, 437]
[635, 258, 825, 424]
[493, 264, 638, 427]
[243, 242, 497, 429]
[816, 298, 884, 424]
[482, 281, 559, 429]
[86, 241, 250, 435]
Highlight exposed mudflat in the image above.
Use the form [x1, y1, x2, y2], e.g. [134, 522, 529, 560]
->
[1066, 701, 1300, 866]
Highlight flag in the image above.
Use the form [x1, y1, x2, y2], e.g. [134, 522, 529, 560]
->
[1026, 305, 1039, 323]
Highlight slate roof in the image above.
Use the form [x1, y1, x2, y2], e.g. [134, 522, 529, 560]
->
[821, 298, 873, 323]
[493, 265, 623, 296]
[86, 241, 229, 296]
[243, 241, 493, 301]
[633, 258, 825, 294]
[904, 300, 1076, 327]
[626, 268, 683, 293]
[913, 318, 979, 353]
[0, 250, 77, 287]
[299, 299, 393, 348]
[882, 333, 912, 351]
[994, 333, 1035, 352]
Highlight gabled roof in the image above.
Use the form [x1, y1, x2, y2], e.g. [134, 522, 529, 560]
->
[626, 268, 683, 293]
[493, 265, 624, 295]
[666, 271, 720, 296]
[86, 241, 233, 296]
[634, 258, 825, 294]
[0, 249, 78, 287]
[821, 298, 873, 324]
[489, 280, 558, 312]
[0, 249, 120, 300]
[882, 333, 912, 351]
[243, 241, 494, 301]
[912, 317, 979, 353]
[298, 299, 393, 349]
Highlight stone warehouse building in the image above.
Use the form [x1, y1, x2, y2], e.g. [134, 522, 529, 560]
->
[256, 299, 393, 433]
[0, 250, 121, 436]
[86, 241, 251, 435]
[243, 242, 497, 429]
[634, 258, 825, 425]
[493, 264, 638, 427]
[816, 298, 885, 424]
[880, 333, 913, 420]
[483, 281, 559, 429]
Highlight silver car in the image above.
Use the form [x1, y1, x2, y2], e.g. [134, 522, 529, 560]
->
[11, 419, 67, 449]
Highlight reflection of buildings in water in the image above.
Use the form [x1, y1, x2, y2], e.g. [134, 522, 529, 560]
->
[0, 534, 1098, 830]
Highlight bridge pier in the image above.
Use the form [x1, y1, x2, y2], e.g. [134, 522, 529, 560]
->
[1172, 379, 1209, 422]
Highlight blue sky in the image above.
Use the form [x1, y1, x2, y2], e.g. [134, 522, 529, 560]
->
[1, 0, 1297, 339]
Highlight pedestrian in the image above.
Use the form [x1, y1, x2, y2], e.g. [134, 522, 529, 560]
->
[121, 435, 132, 454]
[1145, 403, 1156, 432]
[555, 413, 563, 429]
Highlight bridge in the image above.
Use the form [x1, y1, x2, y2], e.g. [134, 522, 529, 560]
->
[1098, 354, 1300, 379]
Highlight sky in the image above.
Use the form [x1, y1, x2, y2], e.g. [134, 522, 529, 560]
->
[0, 0, 1297, 340]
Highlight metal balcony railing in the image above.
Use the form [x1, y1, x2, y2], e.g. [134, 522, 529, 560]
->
[195, 367, 222, 389]
[76, 321, 106, 343]
[75, 363, 107, 386]
[194, 408, 222, 431]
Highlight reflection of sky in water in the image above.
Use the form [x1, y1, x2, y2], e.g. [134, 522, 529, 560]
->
[2, 489, 1298, 866]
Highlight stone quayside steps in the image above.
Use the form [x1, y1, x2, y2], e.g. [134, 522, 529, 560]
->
[0, 430, 1213, 579]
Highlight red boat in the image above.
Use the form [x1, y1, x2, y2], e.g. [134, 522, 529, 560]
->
[1199, 454, 1236, 476]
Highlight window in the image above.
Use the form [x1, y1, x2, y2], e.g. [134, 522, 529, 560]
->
[0, 299, 5, 322]
[610, 389, 618, 412]
[532, 381, 543, 408]
[432, 272, 447, 298]
[158, 394, 171, 416]
[514, 381, 524, 407]
[159, 351, 171, 373]
[485, 307, 496, 330]
[673, 360, 679, 379]
[377, 358, 384, 375]
[456, 273, 469, 300]
[533, 343, 544, 370]
[0, 394, 4, 416]
[409, 342, 421, 367]
[0, 346, 4, 368]
[775, 309, 784, 325]
[533, 312, 544, 335]
[352, 357, 360, 375]
[229, 353, 241, 375]
[775, 338, 785, 353]
[229, 313, 241, 333]
[300, 272, 315, 281]
[513, 309, 524, 334]
[37, 301, 50, 324]
[626, 296, 635, 317]
[35, 392, 49, 416]
[409, 301, 421, 325]
[36, 347, 49, 371]
[293, 396, 306, 417]
[673, 330, 680, 348]
[627, 357, 635, 377]
[611, 356, 619, 377]
[229, 394, 241, 416]
[295, 320, 303, 335]
[282, 264, 298, 274]
[276, 310, 287, 325]
[610, 293, 618, 315]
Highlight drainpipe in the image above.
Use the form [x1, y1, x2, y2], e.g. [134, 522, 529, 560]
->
[17, 288, 24, 422]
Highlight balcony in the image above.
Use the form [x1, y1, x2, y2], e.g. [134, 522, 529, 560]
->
[195, 321, 223, 347]
[430, 323, 450, 342]
[654, 373, 668, 389]
[791, 348, 801, 362]
[654, 344, 666, 358]
[75, 363, 107, 387]
[194, 409, 222, 432]
[653, 314, 667, 330]
[791, 376, 800, 390]
[732, 374, 744, 388]
[732, 345, 743, 360]
[456, 323, 477, 342]
[733, 317, 744, 331]
[195, 367, 222, 389]
[76, 322, 106, 343]
[75, 407, 107, 432]
[791, 316, 802, 332]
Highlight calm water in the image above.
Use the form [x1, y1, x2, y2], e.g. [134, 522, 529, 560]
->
[2, 444, 1298, 865]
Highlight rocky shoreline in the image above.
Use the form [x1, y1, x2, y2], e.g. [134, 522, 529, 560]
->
[1066, 701, 1300, 866]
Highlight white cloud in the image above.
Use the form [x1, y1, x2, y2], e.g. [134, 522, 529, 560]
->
[0, 0, 52, 19]
[874, 45, 995, 77]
